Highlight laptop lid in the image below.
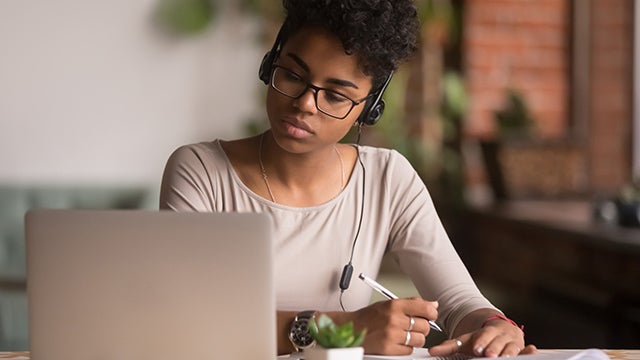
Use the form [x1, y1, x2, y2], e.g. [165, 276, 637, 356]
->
[25, 209, 275, 360]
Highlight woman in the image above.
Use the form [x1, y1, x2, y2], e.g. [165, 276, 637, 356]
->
[160, 0, 537, 356]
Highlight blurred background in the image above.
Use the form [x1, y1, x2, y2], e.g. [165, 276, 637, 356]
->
[0, 0, 638, 351]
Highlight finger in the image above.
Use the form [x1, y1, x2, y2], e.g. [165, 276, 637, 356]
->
[401, 298, 439, 322]
[468, 323, 511, 357]
[428, 335, 472, 356]
[454, 339, 463, 353]
[499, 342, 523, 357]
[400, 330, 426, 349]
[467, 328, 491, 356]
[520, 345, 538, 354]
[482, 335, 512, 358]
[404, 316, 432, 337]
[407, 315, 415, 331]
[401, 300, 439, 338]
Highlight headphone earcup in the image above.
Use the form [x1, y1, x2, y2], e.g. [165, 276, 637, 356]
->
[258, 51, 273, 84]
[364, 100, 385, 126]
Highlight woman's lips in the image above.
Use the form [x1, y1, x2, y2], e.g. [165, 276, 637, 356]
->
[283, 119, 313, 138]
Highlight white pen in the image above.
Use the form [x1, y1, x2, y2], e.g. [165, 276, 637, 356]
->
[358, 273, 443, 332]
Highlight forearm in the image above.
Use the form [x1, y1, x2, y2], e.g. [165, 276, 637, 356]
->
[277, 310, 298, 355]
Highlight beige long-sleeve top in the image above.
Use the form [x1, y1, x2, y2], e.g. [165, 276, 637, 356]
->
[159, 140, 497, 335]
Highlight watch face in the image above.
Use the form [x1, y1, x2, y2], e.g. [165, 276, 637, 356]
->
[290, 318, 314, 347]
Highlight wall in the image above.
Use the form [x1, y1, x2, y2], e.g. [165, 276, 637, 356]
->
[588, 0, 635, 193]
[462, 0, 635, 198]
[0, 0, 265, 189]
[461, 0, 572, 201]
[635, 0, 640, 178]
[463, 0, 570, 139]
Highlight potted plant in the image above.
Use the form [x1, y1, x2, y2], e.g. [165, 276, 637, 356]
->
[480, 88, 534, 201]
[305, 314, 367, 360]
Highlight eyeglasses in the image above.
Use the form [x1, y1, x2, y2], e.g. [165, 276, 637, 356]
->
[270, 65, 371, 119]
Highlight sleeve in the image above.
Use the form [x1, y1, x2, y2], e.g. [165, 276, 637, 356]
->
[159, 144, 216, 212]
[384, 151, 498, 336]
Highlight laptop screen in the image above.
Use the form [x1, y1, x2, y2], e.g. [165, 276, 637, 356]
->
[25, 209, 275, 360]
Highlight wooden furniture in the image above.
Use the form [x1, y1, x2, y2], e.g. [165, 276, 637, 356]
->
[463, 200, 640, 349]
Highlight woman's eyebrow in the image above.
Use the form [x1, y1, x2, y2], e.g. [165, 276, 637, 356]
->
[285, 53, 360, 90]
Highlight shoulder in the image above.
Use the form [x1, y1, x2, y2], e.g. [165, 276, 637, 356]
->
[167, 140, 221, 160]
[165, 140, 227, 169]
[357, 145, 415, 173]
[356, 145, 425, 197]
[161, 141, 229, 184]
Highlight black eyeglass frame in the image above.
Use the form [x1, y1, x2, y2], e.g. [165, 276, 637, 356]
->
[269, 65, 373, 120]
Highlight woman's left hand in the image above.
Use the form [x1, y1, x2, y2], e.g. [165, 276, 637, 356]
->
[428, 317, 537, 358]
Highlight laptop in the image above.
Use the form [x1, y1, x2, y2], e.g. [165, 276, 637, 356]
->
[25, 209, 275, 360]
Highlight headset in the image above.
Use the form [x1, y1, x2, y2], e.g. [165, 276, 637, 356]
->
[258, 24, 394, 309]
[258, 23, 393, 126]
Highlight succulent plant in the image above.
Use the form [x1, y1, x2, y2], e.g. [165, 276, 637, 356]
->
[309, 314, 366, 349]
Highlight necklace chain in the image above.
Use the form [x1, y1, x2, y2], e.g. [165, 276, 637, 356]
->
[258, 132, 344, 204]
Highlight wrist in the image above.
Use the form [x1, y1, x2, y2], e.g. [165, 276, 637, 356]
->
[277, 311, 298, 355]
[288, 310, 318, 351]
[322, 311, 351, 326]
[482, 314, 525, 333]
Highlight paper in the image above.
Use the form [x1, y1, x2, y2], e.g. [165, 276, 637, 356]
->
[364, 348, 468, 360]
[364, 348, 610, 360]
[513, 349, 610, 360]
[282, 348, 610, 360]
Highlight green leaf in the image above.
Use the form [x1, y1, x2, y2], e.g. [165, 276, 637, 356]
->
[316, 314, 333, 329]
[308, 314, 366, 348]
[352, 329, 366, 347]
[309, 318, 319, 339]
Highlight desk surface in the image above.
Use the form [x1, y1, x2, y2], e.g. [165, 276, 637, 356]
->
[469, 200, 640, 253]
[0, 350, 638, 359]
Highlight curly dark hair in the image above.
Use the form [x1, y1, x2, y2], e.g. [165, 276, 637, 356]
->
[280, 0, 419, 91]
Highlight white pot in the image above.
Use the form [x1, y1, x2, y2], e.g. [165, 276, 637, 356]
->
[304, 347, 364, 360]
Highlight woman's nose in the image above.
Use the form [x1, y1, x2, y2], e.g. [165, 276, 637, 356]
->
[293, 88, 319, 114]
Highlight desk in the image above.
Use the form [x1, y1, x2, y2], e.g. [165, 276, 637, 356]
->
[463, 201, 640, 348]
[540, 350, 640, 360]
[0, 350, 637, 359]
[596, 350, 640, 360]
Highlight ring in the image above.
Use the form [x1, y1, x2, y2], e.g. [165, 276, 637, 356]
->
[408, 316, 415, 331]
[455, 339, 463, 352]
[404, 331, 412, 346]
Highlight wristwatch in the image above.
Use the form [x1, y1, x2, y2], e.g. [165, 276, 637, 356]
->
[288, 310, 317, 351]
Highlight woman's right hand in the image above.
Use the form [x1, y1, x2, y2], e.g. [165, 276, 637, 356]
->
[329, 298, 439, 355]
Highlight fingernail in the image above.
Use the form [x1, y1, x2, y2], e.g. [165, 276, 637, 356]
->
[475, 346, 484, 355]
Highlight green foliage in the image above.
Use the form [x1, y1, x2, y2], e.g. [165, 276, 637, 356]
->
[494, 89, 534, 139]
[441, 71, 467, 123]
[374, 68, 413, 154]
[309, 314, 366, 349]
[238, 0, 262, 14]
[155, 0, 216, 36]
[418, 0, 459, 42]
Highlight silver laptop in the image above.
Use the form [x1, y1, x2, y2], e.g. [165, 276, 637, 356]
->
[25, 209, 275, 360]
